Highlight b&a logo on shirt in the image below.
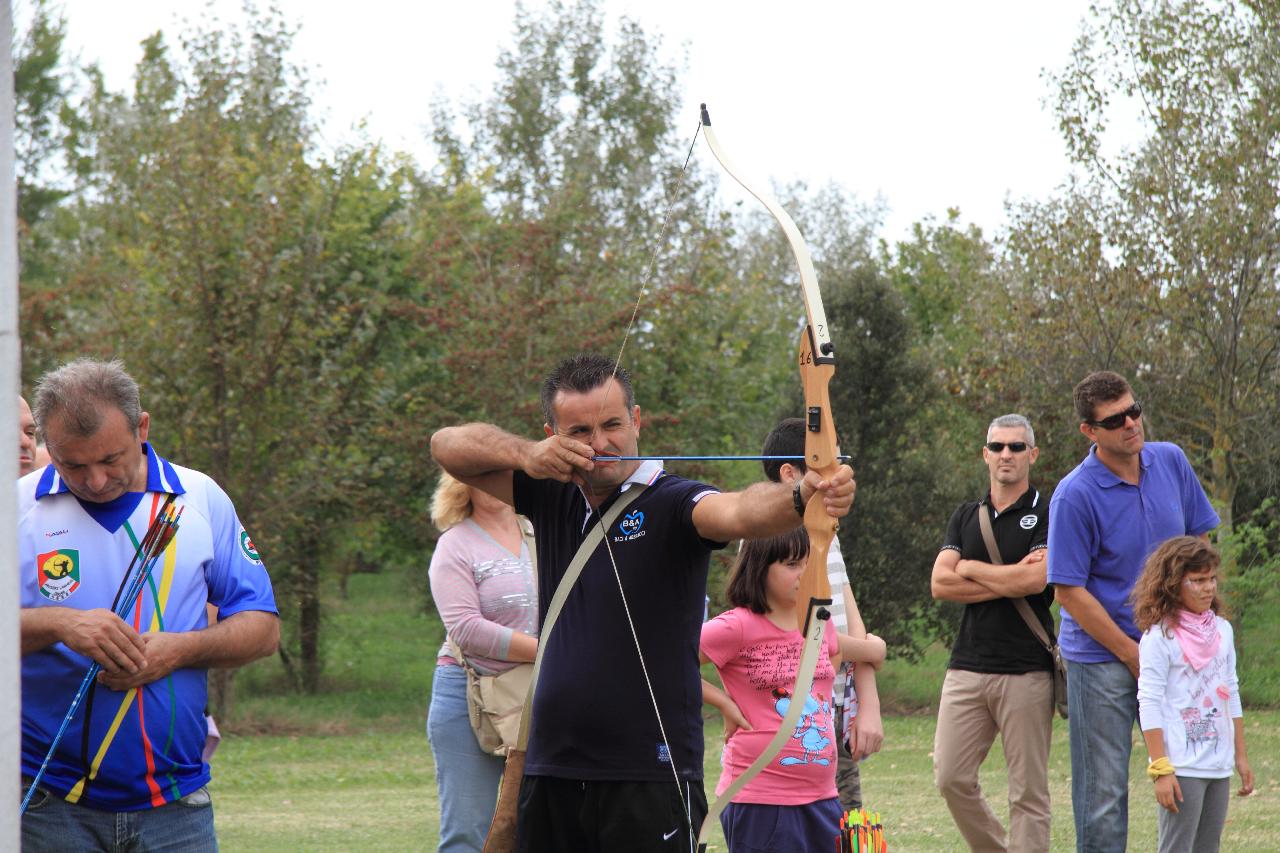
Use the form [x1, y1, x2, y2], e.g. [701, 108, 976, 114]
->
[615, 510, 647, 542]
[37, 549, 81, 601]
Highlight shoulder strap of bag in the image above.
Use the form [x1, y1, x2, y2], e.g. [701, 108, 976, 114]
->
[512, 482, 650, 750]
[976, 503, 1056, 654]
[446, 636, 473, 672]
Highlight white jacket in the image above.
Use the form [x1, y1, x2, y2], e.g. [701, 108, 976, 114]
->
[1137, 615, 1241, 779]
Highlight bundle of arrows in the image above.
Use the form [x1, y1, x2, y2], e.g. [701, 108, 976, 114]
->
[836, 808, 887, 853]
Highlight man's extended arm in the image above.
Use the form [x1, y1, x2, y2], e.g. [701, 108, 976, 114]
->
[431, 423, 607, 505]
[429, 424, 529, 504]
[97, 610, 280, 691]
[1055, 584, 1139, 675]
[690, 466, 856, 542]
[955, 549, 1048, 597]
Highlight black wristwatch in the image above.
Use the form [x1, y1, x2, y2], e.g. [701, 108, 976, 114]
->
[792, 482, 806, 517]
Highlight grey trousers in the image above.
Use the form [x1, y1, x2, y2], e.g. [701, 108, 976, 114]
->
[1156, 775, 1229, 853]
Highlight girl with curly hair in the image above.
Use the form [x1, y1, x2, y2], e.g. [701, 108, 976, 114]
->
[1132, 536, 1255, 853]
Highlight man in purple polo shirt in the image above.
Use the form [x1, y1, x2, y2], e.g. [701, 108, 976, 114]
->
[1047, 371, 1218, 853]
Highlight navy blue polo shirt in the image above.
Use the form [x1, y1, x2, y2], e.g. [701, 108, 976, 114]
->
[1047, 442, 1218, 662]
[513, 465, 724, 782]
[940, 486, 1053, 674]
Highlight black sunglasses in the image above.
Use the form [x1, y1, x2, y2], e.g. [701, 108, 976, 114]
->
[1088, 401, 1143, 430]
[985, 441, 1029, 453]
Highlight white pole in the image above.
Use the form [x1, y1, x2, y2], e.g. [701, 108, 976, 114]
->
[1, 0, 23, 846]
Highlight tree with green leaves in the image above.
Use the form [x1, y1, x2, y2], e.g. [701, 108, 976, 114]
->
[821, 263, 968, 655]
[12, 0, 88, 373]
[739, 187, 967, 656]
[27, 8, 416, 700]
[417, 0, 796, 476]
[1025, 0, 1280, 529]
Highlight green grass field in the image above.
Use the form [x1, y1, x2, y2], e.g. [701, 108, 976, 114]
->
[210, 713, 1279, 851]
[209, 567, 1278, 850]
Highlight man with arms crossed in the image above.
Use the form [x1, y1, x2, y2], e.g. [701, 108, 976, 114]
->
[1048, 371, 1218, 852]
[430, 354, 856, 853]
[931, 414, 1054, 852]
[19, 359, 279, 851]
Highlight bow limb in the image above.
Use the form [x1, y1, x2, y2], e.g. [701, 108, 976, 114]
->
[697, 105, 838, 851]
[698, 105, 836, 367]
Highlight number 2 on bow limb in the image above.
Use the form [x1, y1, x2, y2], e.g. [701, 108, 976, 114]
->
[697, 104, 839, 851]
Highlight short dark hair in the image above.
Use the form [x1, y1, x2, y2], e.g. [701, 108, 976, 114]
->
[540, 353, 634, 428]
[726, 528, 809, 614]
[762, 418, 807, 482]
[1073, 371, 1132, 422]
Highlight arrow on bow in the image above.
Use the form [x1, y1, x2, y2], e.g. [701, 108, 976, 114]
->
[696, 103, 839, 852]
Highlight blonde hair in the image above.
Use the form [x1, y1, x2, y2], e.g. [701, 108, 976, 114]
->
[430, 472, 472, 531]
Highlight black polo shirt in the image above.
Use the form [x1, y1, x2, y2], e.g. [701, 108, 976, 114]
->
[513, 469, 725, 782]
[940, 486, 1053, 674]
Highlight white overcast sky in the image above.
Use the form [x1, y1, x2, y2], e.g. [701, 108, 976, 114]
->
[49, 0, 1106, 242]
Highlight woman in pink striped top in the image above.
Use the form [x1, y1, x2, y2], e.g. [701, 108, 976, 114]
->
[426, 473, 539, 851]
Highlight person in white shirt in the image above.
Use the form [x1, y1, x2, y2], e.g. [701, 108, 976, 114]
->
[1133, 536, 1255, 853]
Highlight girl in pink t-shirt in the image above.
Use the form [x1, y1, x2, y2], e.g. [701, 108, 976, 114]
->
[701, 528, 883, 852]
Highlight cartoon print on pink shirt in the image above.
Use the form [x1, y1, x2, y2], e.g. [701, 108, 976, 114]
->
[773, 687, 832, 767]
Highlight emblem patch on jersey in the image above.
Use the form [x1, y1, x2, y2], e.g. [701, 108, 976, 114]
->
[613, 510, 647, 543]
[620, 510, 645, 536]
[37, 549, 81, 601]
[1019, 514, 1038, 530]
[239, 529, 262, 564]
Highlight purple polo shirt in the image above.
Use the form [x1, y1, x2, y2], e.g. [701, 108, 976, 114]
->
[1047, 441, 1218, 662]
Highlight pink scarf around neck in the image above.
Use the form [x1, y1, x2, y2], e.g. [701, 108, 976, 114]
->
[1172, 608, 1220, 671]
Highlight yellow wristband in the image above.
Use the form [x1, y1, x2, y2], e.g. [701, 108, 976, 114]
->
[1147, 756, 1176, 780]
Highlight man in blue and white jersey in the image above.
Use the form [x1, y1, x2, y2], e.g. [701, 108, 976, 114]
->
[19, 358, 280, 851]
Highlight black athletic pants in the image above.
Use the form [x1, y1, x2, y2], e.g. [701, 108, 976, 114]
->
[516, 775, 708, 853]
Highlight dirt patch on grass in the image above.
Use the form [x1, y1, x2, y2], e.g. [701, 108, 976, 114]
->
[221, 712, 414, 737]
